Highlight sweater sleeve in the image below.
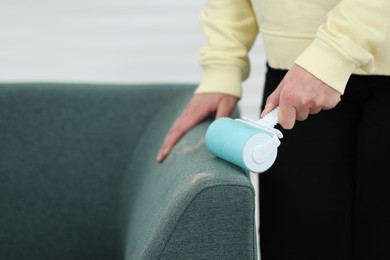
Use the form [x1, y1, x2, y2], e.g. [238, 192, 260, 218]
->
[295, 0, 390, 94]
[195, 0, 259, 98]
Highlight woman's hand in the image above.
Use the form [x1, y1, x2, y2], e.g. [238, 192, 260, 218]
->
[261, 64, 341, 129]
[156, 93, 238, 163]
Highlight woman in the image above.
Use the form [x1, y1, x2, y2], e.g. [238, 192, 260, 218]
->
[157, 0, 390, 258]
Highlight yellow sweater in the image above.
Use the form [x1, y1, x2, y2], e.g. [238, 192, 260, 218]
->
[195, 0, 390, 97]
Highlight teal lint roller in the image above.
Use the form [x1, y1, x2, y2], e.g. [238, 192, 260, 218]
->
[205, 107, 283, 173]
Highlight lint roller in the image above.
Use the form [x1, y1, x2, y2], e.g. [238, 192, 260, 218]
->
[205, 107, 283, 173]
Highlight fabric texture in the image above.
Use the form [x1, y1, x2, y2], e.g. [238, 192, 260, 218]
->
[0, 83, 257, 260]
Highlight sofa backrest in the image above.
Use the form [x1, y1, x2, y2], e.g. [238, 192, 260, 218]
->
[0, 83, 197, 260]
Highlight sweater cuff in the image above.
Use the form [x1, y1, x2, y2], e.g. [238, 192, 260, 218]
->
[295, 37, 357, 94]
[195, 66, 243, 98]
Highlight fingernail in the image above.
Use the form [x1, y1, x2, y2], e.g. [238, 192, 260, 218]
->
[260, 104, 271, 117]
[156, 152, 163, 163]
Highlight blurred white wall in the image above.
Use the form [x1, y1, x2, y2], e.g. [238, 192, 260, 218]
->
[0, 1, 267, 255]
[0, 0, 266, 118]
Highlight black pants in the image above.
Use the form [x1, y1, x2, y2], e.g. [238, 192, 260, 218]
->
[259, 65, 390, 260]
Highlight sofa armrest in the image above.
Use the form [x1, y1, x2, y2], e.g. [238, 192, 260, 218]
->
[120, 93, 257, 259]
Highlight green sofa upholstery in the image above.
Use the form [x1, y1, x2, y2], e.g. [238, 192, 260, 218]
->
[0, 83, 257, 260]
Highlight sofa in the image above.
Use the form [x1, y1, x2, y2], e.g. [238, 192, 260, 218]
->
[0, 83, 257, 260]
